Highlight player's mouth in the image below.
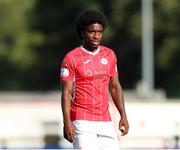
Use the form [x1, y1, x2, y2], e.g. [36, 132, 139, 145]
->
[91, 40, 100, 45]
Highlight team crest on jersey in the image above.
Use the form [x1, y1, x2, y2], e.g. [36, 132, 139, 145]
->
[60, 68, 69, 77]
[101, 58, 108, 65]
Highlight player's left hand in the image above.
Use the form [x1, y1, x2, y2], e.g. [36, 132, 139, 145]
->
[119, 116, 129, 136]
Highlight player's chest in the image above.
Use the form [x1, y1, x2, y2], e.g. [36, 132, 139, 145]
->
[75, 55, 111, 79]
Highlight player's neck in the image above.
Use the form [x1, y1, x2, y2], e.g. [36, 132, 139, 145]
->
[82, 44, 99, 53]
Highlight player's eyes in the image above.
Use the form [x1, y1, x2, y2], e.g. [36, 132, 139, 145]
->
[88, 31, 102, 34]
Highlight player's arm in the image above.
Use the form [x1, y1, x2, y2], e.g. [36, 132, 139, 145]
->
[61, 80, 75, 143]
[109, 76, 129, 136]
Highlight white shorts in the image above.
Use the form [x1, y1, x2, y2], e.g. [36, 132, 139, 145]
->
[72, 120, 119, 150]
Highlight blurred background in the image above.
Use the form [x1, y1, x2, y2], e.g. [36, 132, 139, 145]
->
[0, 0, 180, 149]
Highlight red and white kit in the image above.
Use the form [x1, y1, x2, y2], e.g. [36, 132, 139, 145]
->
[60, 45, 118, 122]
[60, 45, 120, 150]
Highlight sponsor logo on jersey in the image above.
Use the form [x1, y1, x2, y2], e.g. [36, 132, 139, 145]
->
[101, 58, 108, 65]
[85, 70, 108, 79]
[60, 68, 69, 77]
[86, 70, 92, 76]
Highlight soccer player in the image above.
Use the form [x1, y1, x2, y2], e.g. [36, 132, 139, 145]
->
[60, 10, 129, 150]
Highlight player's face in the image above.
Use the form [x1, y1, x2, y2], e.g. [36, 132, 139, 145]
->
[82, 23, 103, 51]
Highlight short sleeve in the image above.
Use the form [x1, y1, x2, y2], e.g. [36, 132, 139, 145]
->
[110, 51, 118, 77]
[60, 55, 75, 81]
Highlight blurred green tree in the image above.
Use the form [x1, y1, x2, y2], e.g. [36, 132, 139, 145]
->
[106, 0, 142, 89]
[0, 0, 44, 90]
[154, 0, 180, 97]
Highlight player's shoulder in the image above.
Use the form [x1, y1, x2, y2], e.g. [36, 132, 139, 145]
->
[64, 47, 82, 59]
[100, 45, 116, 55]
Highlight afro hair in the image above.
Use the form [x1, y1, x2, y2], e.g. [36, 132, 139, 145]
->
[76, 10, 107, 40]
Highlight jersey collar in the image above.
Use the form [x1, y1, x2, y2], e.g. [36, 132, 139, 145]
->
[80, 45, 100, 55]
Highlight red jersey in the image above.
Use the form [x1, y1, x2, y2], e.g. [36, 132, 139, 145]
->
[60, 45, 118, 121]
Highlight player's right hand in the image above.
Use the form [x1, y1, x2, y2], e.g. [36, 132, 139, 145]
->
[63, 123, 75, 143]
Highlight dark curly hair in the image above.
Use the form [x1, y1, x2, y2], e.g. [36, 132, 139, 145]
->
[76, 10, 107, 40]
